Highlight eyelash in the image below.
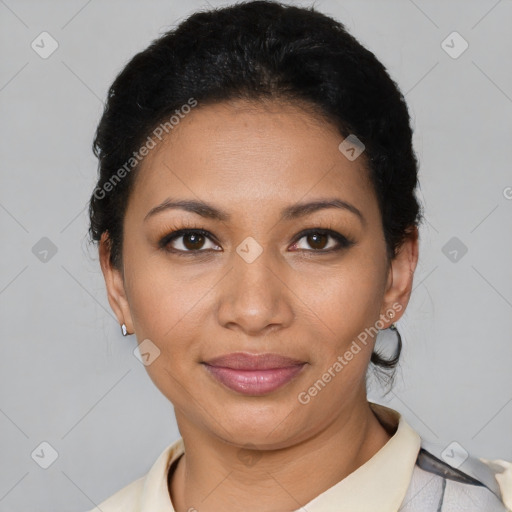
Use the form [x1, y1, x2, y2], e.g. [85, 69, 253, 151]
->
[158, 223, 356, 257]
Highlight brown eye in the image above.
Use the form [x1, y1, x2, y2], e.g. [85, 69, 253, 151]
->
[182, 232, 206, 250]
[305, 233, 329, 250]
[291, 229, 355, 253]
[160, 229, 221, 254]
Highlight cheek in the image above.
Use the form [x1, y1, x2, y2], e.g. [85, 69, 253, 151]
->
[122, 248, 205, 352]
[295, 267, 383, 408]
[296, 258, 386, 352]
[123, 259, 207, 406]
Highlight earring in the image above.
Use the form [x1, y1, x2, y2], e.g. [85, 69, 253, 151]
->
[389, 322, 402, 349]
[121, 323, 128, 336]
[388, 311, 396, 329]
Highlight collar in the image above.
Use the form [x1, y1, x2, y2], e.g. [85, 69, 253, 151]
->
[138, 402, 421, 512]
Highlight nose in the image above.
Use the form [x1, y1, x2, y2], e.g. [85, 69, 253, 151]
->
[215, 247, 295, 338]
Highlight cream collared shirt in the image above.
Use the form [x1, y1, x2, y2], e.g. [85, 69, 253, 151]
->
[86, 403, 511, 512]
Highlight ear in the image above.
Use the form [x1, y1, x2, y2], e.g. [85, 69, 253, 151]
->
[99, 232, 135, 334]
[380, 226, 419, 327]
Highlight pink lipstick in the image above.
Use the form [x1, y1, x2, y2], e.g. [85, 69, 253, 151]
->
[202, 352, 306, 396]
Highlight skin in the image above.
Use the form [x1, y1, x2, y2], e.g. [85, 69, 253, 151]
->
[99, 98, 419, 512]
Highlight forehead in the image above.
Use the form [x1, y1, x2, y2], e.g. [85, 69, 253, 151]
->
[127, 99, 376, 220]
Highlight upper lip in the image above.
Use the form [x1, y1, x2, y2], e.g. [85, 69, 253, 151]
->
[203, 352, 306, 370]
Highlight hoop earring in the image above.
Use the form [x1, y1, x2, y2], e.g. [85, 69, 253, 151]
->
[387, 310, 400, 338]
[389, 322, 402, 350]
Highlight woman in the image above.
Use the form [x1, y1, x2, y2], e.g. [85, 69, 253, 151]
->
[86, 1, 511, 510]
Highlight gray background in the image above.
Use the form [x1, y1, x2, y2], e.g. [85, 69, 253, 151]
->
[0, 0, 511, 511]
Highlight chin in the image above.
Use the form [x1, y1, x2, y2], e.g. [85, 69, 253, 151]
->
[206, 399, 307, 447]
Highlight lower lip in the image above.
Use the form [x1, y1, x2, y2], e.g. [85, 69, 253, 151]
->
[203, 364, 306, 395]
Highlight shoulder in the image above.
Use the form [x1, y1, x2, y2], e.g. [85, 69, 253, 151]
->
[400, 447, 511, 512]
[84, 475, 145, 512]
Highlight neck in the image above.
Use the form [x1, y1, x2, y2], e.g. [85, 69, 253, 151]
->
[169, 399, 394, 512]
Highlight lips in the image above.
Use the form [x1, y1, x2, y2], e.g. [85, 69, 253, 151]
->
[202, 352, 307, 395]
[204, 352, 305, 370]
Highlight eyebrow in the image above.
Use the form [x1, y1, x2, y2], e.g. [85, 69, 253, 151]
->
[144, 197, 366, 226]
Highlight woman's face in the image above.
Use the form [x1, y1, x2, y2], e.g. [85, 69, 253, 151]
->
[101, 99, 417, 449]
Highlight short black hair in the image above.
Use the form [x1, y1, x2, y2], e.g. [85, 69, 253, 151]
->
[88, 0, 423, 376]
